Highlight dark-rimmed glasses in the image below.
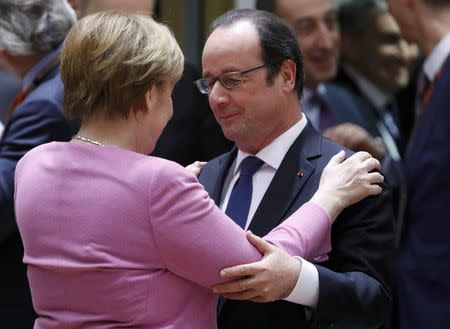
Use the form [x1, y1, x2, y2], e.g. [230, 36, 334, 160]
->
[194, 64, 266, 94]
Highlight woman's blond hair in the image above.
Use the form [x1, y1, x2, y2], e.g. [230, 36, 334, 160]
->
[61, 11, 184, 119]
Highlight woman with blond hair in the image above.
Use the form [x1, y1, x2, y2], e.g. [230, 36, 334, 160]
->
[14, 11, 383, 328]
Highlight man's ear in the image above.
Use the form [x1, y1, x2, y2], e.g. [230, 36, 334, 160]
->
[279, 59, 296, 94]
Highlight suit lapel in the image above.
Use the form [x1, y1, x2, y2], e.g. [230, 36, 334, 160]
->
[201, 148, 237, 205]
[249, 123, 321, 237]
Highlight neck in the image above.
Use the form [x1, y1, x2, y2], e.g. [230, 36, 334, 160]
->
[3, 52, 46, 78]
[236, 105, 301, 154]
[75, 115, 154, 154]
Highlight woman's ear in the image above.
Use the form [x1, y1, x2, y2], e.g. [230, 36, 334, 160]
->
[279, 59, 296, 94]
[143, 87, 155, 113]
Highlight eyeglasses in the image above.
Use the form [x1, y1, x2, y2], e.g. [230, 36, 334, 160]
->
[194, 64, 266, 94]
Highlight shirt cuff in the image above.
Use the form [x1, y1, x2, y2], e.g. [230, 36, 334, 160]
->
[284, 257, 319, 307]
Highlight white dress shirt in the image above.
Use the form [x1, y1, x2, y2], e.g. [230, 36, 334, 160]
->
[423, 32, 450, 81]
[220, 115, 320, 308]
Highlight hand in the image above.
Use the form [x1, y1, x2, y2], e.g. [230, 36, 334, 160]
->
[212, 231, 301, 302]
[310, 150, 384, 222]
[185, 161, 206, 177]
[323, 123, 385, 160]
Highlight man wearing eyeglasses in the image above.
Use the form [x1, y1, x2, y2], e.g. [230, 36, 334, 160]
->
[197, 8, 394, 329]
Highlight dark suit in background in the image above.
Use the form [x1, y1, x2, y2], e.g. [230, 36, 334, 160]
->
[321, 83, 371, 131]
[0, 59, 78, 328]
[0, 68, 21, 124]
[199, 123, 394, 329]
[394, 55, 450, 329]
[334, 69, 406, 226]
[152, 62, 232, 166]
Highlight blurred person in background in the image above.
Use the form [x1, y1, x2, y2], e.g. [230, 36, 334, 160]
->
[387, 0, 450, 328]
[256, 0, 382, 157]
[336, 0, 410, 156]
[335, 0, 413, 224]
[0, 1, 78, 327]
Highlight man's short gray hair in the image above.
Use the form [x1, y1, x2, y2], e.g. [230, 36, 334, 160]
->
[0, 0, 76, 55]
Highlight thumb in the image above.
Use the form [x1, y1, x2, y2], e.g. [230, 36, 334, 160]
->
[246, 230, 273, 254]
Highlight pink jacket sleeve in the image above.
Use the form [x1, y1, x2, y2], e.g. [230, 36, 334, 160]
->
[148, 162, 331, 288]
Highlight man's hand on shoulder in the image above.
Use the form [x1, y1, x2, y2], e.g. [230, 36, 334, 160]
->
[212, 231, 301, 302]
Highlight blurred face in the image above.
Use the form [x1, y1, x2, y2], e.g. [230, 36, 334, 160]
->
[202, 21, 296, 153]
[275, 0, 339, 88]
[387, 0, 416, 43]
[353, 12, 410, 93]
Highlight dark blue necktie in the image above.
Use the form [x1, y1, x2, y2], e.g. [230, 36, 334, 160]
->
[225, 156, 264, 229]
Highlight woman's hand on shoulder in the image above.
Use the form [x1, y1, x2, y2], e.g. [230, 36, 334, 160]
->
[185, 161, 207, 177]
[311, 150, 384, 222]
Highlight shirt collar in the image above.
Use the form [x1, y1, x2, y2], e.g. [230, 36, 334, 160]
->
[22, 45, 62, 90]
[343, 64, 392, 109]
[233, 115, 308, 175]
[423, 32, 450, 81]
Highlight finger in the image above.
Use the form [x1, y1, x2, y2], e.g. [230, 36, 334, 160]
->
[219, 262, 262, 279]
[361, 157, 381, 171]
[366, 172, 384, 184]
[366, 184, 383, 196]
[328, 150, 346, 164]
[349, 151, 372, 162]
[213, 276, 256, 294]
[246, 230, 274, 254]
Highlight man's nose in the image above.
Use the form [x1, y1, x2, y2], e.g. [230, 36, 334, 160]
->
[397, 39, 412, 63]
[209, 80, 230, 108]
[316, 23, 336, 49]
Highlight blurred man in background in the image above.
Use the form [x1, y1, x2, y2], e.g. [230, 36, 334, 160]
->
[0, 1, 78, 327]
[388, 0, 450, 328]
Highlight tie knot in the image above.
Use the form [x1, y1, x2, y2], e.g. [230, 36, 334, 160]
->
[239, 156, 264, 177]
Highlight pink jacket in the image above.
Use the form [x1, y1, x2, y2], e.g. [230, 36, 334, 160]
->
[15, 142, 331, 329]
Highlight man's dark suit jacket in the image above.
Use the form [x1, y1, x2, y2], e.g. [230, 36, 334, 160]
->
[0, 61, 78, 328]
[394, 55, 450, 329]
[152, 62, 232, 166]
[198, 123, 394, 329]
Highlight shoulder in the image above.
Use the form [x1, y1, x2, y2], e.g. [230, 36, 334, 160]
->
[198, 149, 235, 181]
[15, 142, 57, 176]
[138, 155, 198, 187]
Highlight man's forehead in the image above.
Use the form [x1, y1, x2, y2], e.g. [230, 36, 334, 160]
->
[276, 0, 335, 20]
[202, 21, 261, 71]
